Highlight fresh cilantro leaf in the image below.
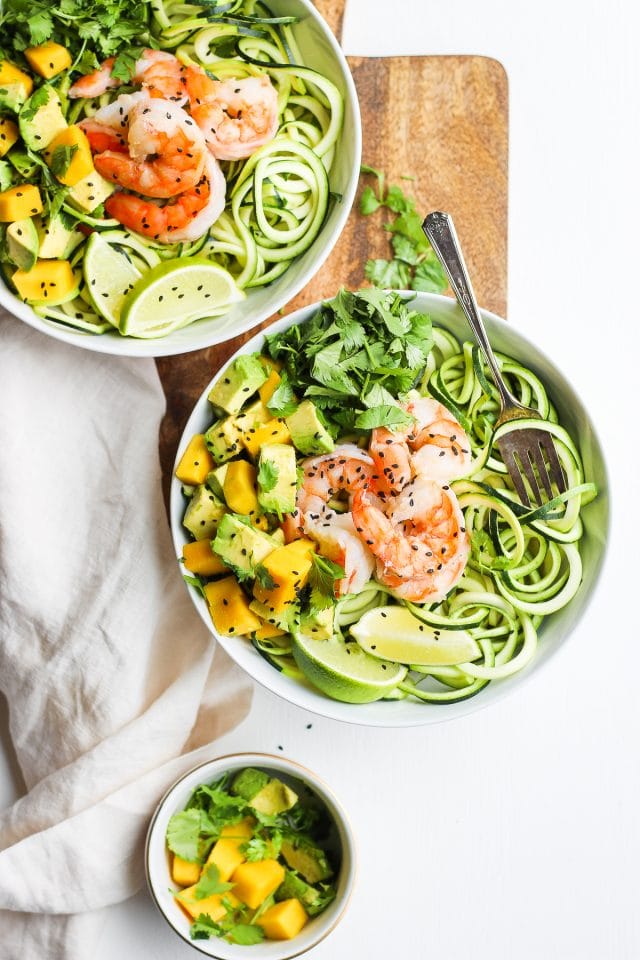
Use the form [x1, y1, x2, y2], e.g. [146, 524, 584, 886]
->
[228, 924, 265, 945]
[266, 372, 297, 417]
[364, 257, 410, 290]
[384, 183, 414, 213]
[354, 405, 414, 430]
[243, 832, 282, 862]
[19, 85, 50, 122]
[257, 459, 279, 493]
[191, 914, 222, 940]
[194, 863, 235, 900]
[166, 809, 202, 862]
[359, 184, 380, 214]
[183, 574, 207, 598]
[360, 163, 385, 201]
[26, 10, 53, 45]
[308, 586, 334, 615]
[391, 232, 420, 265]
[49, 144, 78, 179]
[111, 45, 145, 83]
[309, 554, 345, 596]
[411, 251, 448, 293]
[254, 563, 276, 590]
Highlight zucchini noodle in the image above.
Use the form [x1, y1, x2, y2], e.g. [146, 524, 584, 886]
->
[16, 0, 343, 336]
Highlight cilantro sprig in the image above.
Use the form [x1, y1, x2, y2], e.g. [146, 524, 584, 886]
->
[359, 166, 448, 295]
[264, 288, 433, 433]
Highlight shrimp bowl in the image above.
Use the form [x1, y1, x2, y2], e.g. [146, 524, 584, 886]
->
[0, 0, 360, 357]
[169, 290, 609, 727]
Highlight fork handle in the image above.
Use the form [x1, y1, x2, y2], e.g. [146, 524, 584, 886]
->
[422, 211, 516, 409]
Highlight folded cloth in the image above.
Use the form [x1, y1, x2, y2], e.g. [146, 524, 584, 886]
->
[0, 315, 253, 958]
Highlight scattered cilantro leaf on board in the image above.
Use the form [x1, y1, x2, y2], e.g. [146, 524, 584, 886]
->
[166, 809, 203, 863]
[256, 459, 279, 494]
[358, 166, 447, 294]
[194, 863, 235, 900]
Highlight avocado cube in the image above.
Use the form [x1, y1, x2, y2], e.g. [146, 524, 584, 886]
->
[208, 354, 268, 414]
[7, 149, 38, 179]
[183, 485, 227, 540]
[205, 417, 245, 465]
[250, 778, 298, 816]
[67, 170, 115, 214]
[257, 443, 297, 515]
[212, 513, 277, 576]
[6, 218, 39, 271]
[19, 86, 67, 151]
[280, 838, 333, 884]
[206, 463, 229, 499]
[231, 767, 270, 801]
[300, 605, 335, 640]
[285, 401, 335, 456]
[276, 870, 335, 917]
[37, 211, 83, 259]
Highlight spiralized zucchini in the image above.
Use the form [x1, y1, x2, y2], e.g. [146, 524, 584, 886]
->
[263, 328, 597, 705]
[34, 0, 343, 335]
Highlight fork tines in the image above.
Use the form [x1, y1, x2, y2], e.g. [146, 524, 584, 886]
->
[497, 429, 567, 508]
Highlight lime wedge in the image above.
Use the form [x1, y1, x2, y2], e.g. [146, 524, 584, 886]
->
[350, 606, 481, 666]
[83, 232, 142, 328]
[119, 258, 245, 339]
[292, 631, 407, 704]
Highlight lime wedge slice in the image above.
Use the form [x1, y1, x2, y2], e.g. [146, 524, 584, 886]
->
[119, 258, 245, 339]
[292, 630, 407, 704]
[350, 606, 481, 666]
[83, 232, 142, 328]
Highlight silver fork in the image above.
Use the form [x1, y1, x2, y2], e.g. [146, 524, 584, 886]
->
[422, 210, 566, 507]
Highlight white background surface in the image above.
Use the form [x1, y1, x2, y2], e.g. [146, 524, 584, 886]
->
[2, 0, 639, 957]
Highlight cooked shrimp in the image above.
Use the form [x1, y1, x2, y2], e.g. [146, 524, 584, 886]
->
[185, 72, 279, 160]
[105, 154, 226, 243]
[69, 49, 188, 103]
[370, 397, 472, 494]
[80, 92, 151, 153]
[92, 97, 207, 199]
[351, 477, 469, 603]
[297, 445, 374, 515]
[304, 511, 375, 595]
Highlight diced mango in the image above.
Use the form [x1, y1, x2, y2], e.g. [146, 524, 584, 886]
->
[206, 817, 254, 881]
[258, 899, 308, 941]
[0, 117, 18, 157]
[0, 61, 33, 98]
[0, 184, 43, 221]
[176, 885, 240, 922]
[45, 125, 94, 186]
[242, 418, 291, 459]
[253, 540, 316, 614]
[171, 855, 201, 887]
[258, 367, 281, 405]
[204, 576, 262, 636]
[12, 259, 76, 304]
[176, 434, 215, 486]
[254, 621, 287, 640]
[231, 859, 285, 910]
[24, 42, 72, 79]
[223, 459, 260, 516]
[182, 540, 228, 577]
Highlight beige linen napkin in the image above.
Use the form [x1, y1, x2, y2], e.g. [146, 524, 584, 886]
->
[0, 314, 253, 958]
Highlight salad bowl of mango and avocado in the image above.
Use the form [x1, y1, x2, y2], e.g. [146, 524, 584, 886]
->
[146, 755, 355, 957]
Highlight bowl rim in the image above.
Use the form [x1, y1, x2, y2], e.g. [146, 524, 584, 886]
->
[0, 0, 362, 358]
[170, 290, 611, 728]
[145, 751, 357, 959]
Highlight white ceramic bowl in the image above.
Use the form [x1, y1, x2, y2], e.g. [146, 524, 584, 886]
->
[146, 753, 356, 958]
[1, 0, 361, 358]
[170, 292, 609, 727]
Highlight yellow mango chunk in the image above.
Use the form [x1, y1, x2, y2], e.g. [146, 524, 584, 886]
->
[0, 61, 33, 97]
[253, 540, 316, 614]
[176, 886, 240, 922]
[231, 859, 285, 910]
[175, 434, 215, 485]
[0, 118, 19, 157]
[258, 899, 308, 941]
[171, 855, 201, 887]
[0, 184, 43, 222]
[258, 367, 281, 405]
[12, 259, 75, 304]
[254, 621, 287, 640]
[204, 576, 262, 637]
[24, 42, 72, 79]
[223, 459, 259, 516]
[182, 540, 228, 577]
[206, 817, 254, 881]
[243, 418, 291, 459]
[45, 125, 94, 186]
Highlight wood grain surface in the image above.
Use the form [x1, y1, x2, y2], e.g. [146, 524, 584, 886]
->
[156, 2, 508, 503]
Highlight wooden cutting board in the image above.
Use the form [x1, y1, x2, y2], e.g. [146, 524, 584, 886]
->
[156, 1, 508, 502]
